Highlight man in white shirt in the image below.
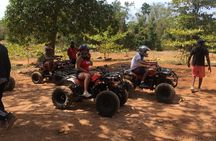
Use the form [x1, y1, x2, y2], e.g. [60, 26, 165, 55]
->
[130, 45, 151, 88]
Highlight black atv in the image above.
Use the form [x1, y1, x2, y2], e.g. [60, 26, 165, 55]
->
[123, 62, 178, 103]
[52, 67, 128, 117]
[31, 56, 75, 85]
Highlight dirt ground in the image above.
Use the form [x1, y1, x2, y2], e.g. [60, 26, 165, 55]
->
[1, 51, 216, 141]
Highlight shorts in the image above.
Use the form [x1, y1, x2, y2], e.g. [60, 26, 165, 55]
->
[191, 66, 205, 78]
[132, 67, 146, 75]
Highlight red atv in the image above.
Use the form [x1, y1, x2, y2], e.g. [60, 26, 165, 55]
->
[123, 62, 178, 103]
[52, 67, 128, 117]
[31, 56, 75, 85]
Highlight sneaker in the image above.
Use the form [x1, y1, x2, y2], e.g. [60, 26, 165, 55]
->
[82, 92, 92, 98]
[139, 81, 149, 88]
[198, 88, 201, 93]
[4, 113, 16, 129]
[190, 87, 195, 93]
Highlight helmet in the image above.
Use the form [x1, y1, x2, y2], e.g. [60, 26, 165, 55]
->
[78, 44, 89, 52]
[138, 45, 150, 55]
[70, 41, 75, 48]
[197, 39, 205, 45]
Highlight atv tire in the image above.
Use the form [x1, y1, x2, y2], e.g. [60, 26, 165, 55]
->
[116, 89, 128, 106]
[31, 72, 43, 84]
[4, 77, 15, 91]
[52, 86, 73, 109]
[155, 83, 175, 103]
[123, 79, 134, 97]
[96, 91, 120, 117]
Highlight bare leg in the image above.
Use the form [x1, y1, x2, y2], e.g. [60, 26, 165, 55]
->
[191, 76, 196, 93]
[141, 72, 147, 82]
[198, 78, 203, 90]
[78, 72, 91, 97]
[83, 73, 90, 93]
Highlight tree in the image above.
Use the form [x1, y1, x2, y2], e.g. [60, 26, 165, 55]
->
[131, 3, 172, 50]
[161, 0, 216, 62]
[84, 27, 127, 59]
[111, 0, 134, 33]
[5, 0, 114, 49]
[0, 20, 6, 40]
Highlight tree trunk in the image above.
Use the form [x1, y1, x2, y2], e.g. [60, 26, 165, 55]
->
[48, 6, 59, 56]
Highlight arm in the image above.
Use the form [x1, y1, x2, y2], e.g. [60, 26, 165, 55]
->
[5, 48, 11, 79]
[137, 60, 155, 68]
[206, 54, 211, 72]
[67, 48, 71, 59]
[187, 54, 192, 68]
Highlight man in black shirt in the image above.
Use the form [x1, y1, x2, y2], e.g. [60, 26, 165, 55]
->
[0, 41, 16, 129]
[187, 39, 211, 93]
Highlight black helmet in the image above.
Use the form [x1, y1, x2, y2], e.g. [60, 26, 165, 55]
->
[70, 41, 75, 47]
[197, 39, 205, 45]
[78, 44, 89, 52]
[138, 45, 150, 54]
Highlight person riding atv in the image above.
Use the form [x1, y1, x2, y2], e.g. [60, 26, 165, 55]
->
[130, 45, 157, 88]
[124, 45, 178, 103]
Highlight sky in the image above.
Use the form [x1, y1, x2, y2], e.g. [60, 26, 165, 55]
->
[0, 0, 9, 19]
[0, 0, 172, 20]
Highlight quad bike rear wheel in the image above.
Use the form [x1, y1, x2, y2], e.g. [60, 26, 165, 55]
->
[96, 91, 120, 117]
[4, 77, 15, 91]
[52, 86, 73, 109]
[155, 83, 175, 103]
[31, 72, 43, 84]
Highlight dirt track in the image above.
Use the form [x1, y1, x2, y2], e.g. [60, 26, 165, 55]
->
[1, 52, 216, 141]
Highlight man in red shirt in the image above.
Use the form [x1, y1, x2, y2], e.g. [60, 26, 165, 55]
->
[67, 41, 78, 65]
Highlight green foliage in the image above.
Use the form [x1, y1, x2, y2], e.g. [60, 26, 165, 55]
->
[161, 0, 216, 62]
[5, 0, 115, 48]
[0, 20, 6, 40]
[84, 27, 127, 59]
[129, 3, 173, 50]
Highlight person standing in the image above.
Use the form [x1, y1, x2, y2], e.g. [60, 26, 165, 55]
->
[67, 41, 78, 66]
[187, 39, 211, 93]
[44, 43, 55, 73]
[0, 42, 16, 129]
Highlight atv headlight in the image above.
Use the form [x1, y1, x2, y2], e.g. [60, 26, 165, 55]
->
[160, 68, 171, 75]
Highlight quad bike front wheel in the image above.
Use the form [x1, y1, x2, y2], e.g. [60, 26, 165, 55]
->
[31, 71, 43, 84]
[96, 91, 120, 117]
[118, 90, 128, 106]
[122, 79, 135, 97]
[155, 83, 175, 103]
[52, 86, 73, 109]
[4, 77, 15, 91]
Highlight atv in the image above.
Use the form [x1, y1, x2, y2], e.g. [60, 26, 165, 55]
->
[52, 67, 128, 117]
[123, 62, 178, 103]
[31, 56, 75, 85]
